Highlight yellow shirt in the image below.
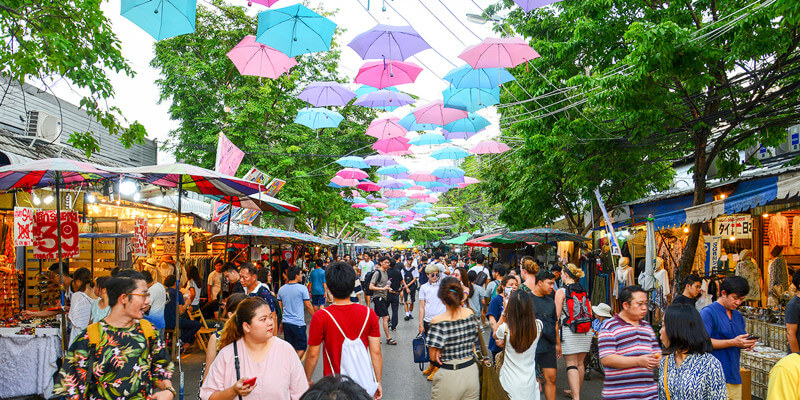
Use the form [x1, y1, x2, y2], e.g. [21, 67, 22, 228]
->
[767, 353, 800, 400]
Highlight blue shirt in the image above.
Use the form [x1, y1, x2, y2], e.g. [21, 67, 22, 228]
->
[310, 269, 326, 295]
[277, 283, 310, 327]
[700, 302, 746, 384]
[163, 287, 184, 330]
[487, 295, 504, 353]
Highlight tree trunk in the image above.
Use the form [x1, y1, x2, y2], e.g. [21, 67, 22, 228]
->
[678, 134, 710, 285]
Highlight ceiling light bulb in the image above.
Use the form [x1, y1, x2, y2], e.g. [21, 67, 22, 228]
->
[43, 195, 54, 204]
[729, 235, 736, 242]
[119, 180, 137, 196]
[32, 195, 41, 206]
[683, 227, 689, 233]
[87, 194, 96, 203]
[133, 193, 141, 201]
[763, 213, 769, 218]
[719, 194, 727, 199]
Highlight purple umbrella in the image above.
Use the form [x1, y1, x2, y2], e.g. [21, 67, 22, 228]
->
[354, 90, 416, 109]
[442, 129, 481, 140]
[298, 81, 356, 106]
[514, 0, 564, 12]
[348, 24, 431, 61]
[364, 155, 398, 167]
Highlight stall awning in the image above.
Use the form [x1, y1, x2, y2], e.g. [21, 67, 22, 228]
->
[444, 233, 471, 245]
[211, 224, 336, 247]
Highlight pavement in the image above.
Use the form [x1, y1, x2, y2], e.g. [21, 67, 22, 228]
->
[179, 307, 606, 400]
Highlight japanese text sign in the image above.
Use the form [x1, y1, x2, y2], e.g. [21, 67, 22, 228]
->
[715, 215, 752, 239]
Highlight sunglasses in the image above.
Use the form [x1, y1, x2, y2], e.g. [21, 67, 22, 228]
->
[428, 273, 440, 277]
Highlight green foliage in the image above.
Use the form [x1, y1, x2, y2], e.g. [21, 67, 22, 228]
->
[150, 1, 377, 236]
[391, 228, 446, 244]
[0, 0, 148, 155]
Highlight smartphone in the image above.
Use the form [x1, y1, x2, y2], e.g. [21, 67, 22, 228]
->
[243, 377, 257, 387]
[747, 334, 760, 341]
[504, 287, 512, 296]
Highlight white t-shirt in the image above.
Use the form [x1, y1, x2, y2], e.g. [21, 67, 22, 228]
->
[469, 265, 490, 278]
[358, 260, 374, 280]
[188, 280, 201, 306]
[419, 282, 446, 322]
[148, 282, 167, 319]
[207, 270, 222, 300]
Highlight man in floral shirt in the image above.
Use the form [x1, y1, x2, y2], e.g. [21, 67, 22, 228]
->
[54, 273, 175, 400]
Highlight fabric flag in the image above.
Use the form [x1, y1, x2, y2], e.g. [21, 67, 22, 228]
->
[213, 132, 246, 221]
[234, 168, 272, 225]
[265, 178, 286, 196]
[594, 188, 622, 257]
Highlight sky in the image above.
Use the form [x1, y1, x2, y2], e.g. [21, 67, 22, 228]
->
[43, 0, 509, 174]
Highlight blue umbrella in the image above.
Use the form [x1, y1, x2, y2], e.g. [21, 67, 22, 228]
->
[294, 107, 343, 129]
[355, 85, 399, 97]
[415, 201, 433, 208]
[377, 165, 409, 175]
[415, 181, 446, 189]
[328, 181, 344, 188]
[256, 4, 337, 57]
[443, 65, 516, 89]
[398, 112, 440, 131]
[443, 113, 491, 133]
[431, 146, 470, 160]
[336, 156, 370, 169]
[432, 166, 466, 179]
[409, 133, 449, 146]
[443, 87, 500, 113]
[121, 0, 197, 40]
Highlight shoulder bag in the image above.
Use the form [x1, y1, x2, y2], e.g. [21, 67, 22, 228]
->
[233, 341, 243, 400]
[472, 313, 510, 400]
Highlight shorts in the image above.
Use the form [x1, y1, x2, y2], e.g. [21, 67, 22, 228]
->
[373, 297, 389, 317]
[282, 323, 308, 351]
[404, 285, 417, 303]
[350, 296, 360, 303]
[726, 384, 742, 400]
[311, 294, 326, 306]
[536, 351, 557, 369]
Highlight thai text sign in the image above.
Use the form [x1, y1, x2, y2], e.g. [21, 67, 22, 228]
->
[32, 211, 79, 259]
[133, 218, 148, 257]
[13, 207, 35, 246]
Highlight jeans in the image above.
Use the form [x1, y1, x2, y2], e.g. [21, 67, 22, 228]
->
[388, 292, 400, 329]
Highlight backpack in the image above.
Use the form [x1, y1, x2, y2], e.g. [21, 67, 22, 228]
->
[322, 308, 379, 396]
[475, 270, 489, 287]
[562, 285, 593, 334]
[403, 267, 415, 284]
[363, 270, 376, 296]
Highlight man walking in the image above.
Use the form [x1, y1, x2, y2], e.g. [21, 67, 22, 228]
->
[239, 263, 279, 334]
[305, 261, 383, 399]
[672, 274, 703, 306]
[370, 256, 396, 345]
[202, 260, 223, 319]
[386, 258, 403, 331]
[599, 285, 660, 400]
[278, 267, 316, 358]
[529, 270, 560, 400]
[310, 259, 328, 311]
[700, 276, 757, 400]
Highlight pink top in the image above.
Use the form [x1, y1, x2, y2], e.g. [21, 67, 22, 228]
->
[200, 338, 308, 400]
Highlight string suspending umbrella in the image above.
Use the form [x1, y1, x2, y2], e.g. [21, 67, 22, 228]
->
[256, 3, 337, 57]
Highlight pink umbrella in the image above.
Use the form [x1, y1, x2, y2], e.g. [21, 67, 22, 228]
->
[351, 190, 361, 198]
[248, 0, 281, 6]
[352, 203, 370, 208]
[331, 176, 359, 187]
[408, 172, 436, 182]
[386, 210, 402, 216]
[408, 185, 425, 190]
[402, 216, 414, 222]
[399, 210, 415, 216]
[410, 192, 428, 199]
[458, 176, 481, 188]
[356, 180, 381, 192]
[366, 117, 408, 139]
[413, 100, 468, 125]
[384, 189, 406, 198]
[427, 197, 441, 203]
[226, 35, 297, 79]
[370, 202, 389, 208]
[458, 37, 540, 69]
[355, 60, 422, 89]
[470, 140, 512, 154]
[336, 168, 369, 180]
[372, 137, 410, 154]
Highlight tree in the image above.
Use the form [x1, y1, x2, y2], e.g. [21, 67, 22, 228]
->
[150, 1, 378, 237]
[496, 0, 800, 279]
[0, 0, 147, 156]
[391, 228, 447, 244]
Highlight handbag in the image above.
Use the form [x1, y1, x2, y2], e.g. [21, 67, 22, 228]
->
[663, 354, 670, 400]
[494, 330, 507, 372]
[412, 333, 429, 371]
[472, 314, 510, 400]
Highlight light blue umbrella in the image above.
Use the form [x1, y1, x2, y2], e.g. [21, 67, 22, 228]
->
[335, 156, 369, 169]
[256, 4, 337, 57]
[443, 113, 491, 134]
[352, 197, 367, 204]
[443, 65, 516, 89]
[415, 181, 446, 189]
[398, 112, 440, 131]
[415, 201, 433, 208]
[377, 165, 409, 175]
[408, 133, 449, 146]
[355, 85, 399, 97]
[431, 146, 470, 160]
[328, 181, 344, 188]
[443, 87, 501, 113]
[121, 0, 197, 40]
[294, 107, 343, 129]
[426, 217, 440, 221]
[432, 166, 466, 179]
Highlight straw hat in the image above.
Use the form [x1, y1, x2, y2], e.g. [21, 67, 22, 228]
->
[159, 254, 175, 264]
[143, 258, 157, 268]
[592, 303, 612, 318]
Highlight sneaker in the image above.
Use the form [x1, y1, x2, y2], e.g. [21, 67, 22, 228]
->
[404, 316, 411, 321]
[408, 315, 414, 320]
[390, 327, 397, 331]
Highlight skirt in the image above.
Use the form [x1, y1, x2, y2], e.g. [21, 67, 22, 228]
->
[561, 328, 592, 355]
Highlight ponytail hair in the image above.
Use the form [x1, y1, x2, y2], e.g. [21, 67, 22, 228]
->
[218, 297, 270, 349]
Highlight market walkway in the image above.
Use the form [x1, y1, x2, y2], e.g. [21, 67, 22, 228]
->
[181, 309, 606, 400]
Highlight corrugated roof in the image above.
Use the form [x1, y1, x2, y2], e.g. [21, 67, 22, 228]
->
[0, 130, 124, 167]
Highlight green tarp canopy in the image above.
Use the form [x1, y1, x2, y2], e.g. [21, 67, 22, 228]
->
[444, 233, 472, 245]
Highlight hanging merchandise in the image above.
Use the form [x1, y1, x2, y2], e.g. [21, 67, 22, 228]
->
[13, 207, 34, 247]
[736, 249, 761, 301]
[32, 211, 79, 259]
[767, 213, 789, 247]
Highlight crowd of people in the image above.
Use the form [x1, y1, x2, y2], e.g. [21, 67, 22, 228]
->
[39, 248, 800, 400]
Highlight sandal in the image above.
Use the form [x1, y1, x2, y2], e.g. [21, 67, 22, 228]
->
[564, 390, 573, 399]
[386, 338, 397, 345]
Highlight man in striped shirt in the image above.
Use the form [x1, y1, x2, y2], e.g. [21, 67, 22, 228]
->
[598, 285, 660, 400]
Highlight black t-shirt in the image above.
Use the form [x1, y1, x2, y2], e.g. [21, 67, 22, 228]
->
[223, 281, 245, 298]
[531, 293, 557, 354]
[672, 294, 697, 306]
[786, 296, 800, 352]
[387, 267, 403, 292]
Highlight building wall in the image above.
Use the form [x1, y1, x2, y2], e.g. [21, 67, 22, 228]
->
[0, 78, 157, 167]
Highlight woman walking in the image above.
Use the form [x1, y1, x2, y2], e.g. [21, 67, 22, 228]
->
[426, 277, 480, 400]
[658, 304, 726, 400]
[555, 264, 592, 400]
[496, 290, 542, 400]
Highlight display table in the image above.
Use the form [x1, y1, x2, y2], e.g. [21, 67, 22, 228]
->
[0, 328, 62, 398]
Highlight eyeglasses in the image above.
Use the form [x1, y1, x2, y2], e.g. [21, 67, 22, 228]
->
[127, 292, 151, 299]
[428, 273, 440, 277]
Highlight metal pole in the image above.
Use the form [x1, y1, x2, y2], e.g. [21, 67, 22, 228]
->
[224, 202, 233, 263]
[173, 176, 183, 362]
[55, 172, 67, 351]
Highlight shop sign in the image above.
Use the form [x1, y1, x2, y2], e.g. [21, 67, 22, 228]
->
[133, 217, 148, 257]
[703, 235, 722, 276]
[715, 215, 752, 239]
[32, 210, 79, 259]
[265, 178, 286, 197]
[282, 249, 293, 263]
[13, 207, 35, 246]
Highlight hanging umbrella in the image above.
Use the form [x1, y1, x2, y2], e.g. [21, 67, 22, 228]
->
[470, 140, 512, 154]
[458, 37, 541, 69]
[226, 35, 297, 79]
[249, 0, 281, 6]
[352, 203, 370, 208]
[355, 85, 399, 97]
[415, 201, 433, 208]
[355, 60, 423, 89]
[348, 24, 431, 61]
[256, 3, 336, 56]
[398, 112, 440, 131]
[354, 90, 415, 109]
[121, 0, 197, 41]
[443, 113, 491, 135]
[335, 168, 369, 180]
[328, 181, 344, 188]
[372, 137, 411, 154]
[437, 213, 452, 218]
[443, 87, 501, 113]
[430, 146, 470, 160]
[408, 133, 450, 146]
[331, 176, 359, 187]
[437, 176, 464, 185]
[294, 107, 344, 129]
[443, 129, 479, 141]
[407, 185, 425, 191]
[431, 166, 465, 179]
[364, 155, 398, 167]
[356, 180, 381, 192]
[409, 192, 428, 199]
[444, 65, 516, 89]
[457, 176, 481, 188]
[377, 178, 406, 189]
[298, 81, 357, 106]
[335, 156, 369, 169]
[376, 164, 409, 175]
[366, 117, 408, 139]
[430, 186, 451, 193]
[413, 100, 468, 125]
[408, 172, 436, 182]
[513, 0, 564, 12]
[416, 181, 445, 189]
[370, 202, 389, 209]
[383, 189, 407, 198]
[352, 197, 367, 203]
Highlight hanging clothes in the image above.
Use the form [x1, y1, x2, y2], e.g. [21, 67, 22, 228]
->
[736, 250, 761, 302]
[657, 235, 684, 281]
[768, 255, 789, 306]
[768, 214, 790, 247]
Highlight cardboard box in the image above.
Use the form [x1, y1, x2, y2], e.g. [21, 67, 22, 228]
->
[741, 368, 751, 400]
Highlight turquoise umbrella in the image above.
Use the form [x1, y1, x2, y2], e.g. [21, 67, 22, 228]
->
[336, 156, 370, 169]
[355, 85, 399, 97]
[121, 0, 197, 40]
[408, 133, 449, 146]
[443, 113, 491, 134]
[256, 4, 337, 57]
[377, 165, 409, 175]
[444, 65, 516, 89]
[432, 166, 466, 179]
[431, 146, 470, 160]
[399, 112, 440, 131]
[443, 87, 500, 113]
[295, 107, 343, 129]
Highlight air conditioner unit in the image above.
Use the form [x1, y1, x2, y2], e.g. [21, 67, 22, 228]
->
[25, 111, 61, 142]
[779, 124, 800, 153]
[746, 145, 776, 161]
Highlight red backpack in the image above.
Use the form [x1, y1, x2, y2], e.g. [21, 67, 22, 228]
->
[563, 285, 593, 334]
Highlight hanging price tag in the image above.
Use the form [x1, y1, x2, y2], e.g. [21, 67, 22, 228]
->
[133, 217, 148, 257]
[32, 210, 79, 259]
[13, 207, 35, 246]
